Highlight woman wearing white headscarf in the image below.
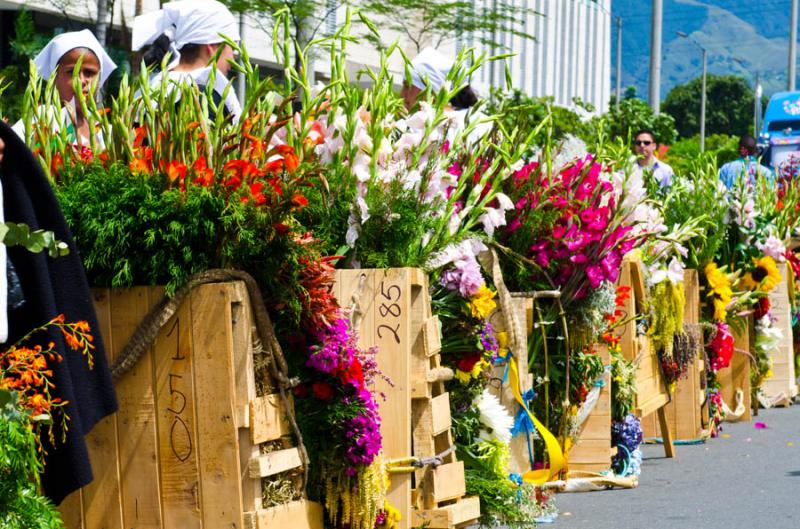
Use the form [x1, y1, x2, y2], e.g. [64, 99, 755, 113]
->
[132, 0, 242, 119]
[401, 47, 490, 144]
[12, 29, 117, 145]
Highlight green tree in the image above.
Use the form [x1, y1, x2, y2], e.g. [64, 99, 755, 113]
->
[589, 94, 678, 148]
[359, 0, 536, 54]
[663, 74, 760, 139]
[0, 10, 50, 121]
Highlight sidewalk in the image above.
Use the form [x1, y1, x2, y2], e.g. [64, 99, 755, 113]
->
[553, 405, 800, 529]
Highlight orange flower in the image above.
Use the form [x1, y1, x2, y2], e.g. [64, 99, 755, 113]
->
[130, 147, 153, 175]
[133, 126, 147, 148]
[51, 153, 64, 175]
[292, 194, 309, 208]
[304, 121, 325, 146]
[192, 156, 215, 187]
[166, 160, 188, 190]
[264, 145, 299, 174]
[223, 159, 261, 190]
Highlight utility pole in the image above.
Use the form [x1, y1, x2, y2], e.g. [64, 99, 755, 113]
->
[700, 47, 707, 153]
[791, 0, 798, 91]
[237, 14, 246, 105]
[616, 16, 622, 110]
[650, 0, 663, 114]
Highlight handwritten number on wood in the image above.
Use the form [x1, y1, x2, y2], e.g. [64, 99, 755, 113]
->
[377, 323, 401, 343]
[165, 315, 194, 461]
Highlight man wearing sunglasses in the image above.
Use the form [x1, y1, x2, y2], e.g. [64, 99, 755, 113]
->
[631, 129, 674, 189]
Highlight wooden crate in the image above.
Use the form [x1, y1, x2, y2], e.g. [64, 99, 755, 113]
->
[718, 316, 753, 422]
[762, 263, 798, 403]
[58, 282, 321, 529]
[642, 269, 704, 441]
[567, 345, 613, 472]
[617, 258, 675, 458]
[334, 268, 479, 529]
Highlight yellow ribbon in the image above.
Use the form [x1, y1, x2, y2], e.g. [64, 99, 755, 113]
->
[501, 350, 565, 484]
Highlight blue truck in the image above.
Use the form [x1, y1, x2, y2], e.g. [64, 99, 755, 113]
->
[758, 91, 800, 169]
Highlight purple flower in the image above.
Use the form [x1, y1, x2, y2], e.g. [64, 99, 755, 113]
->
[440, 254, 484, 297]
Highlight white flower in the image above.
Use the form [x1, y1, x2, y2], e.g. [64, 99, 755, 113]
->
[345, 213, 360, 248]
[650, 256, 685, 286]
[474, 389, 514, 445]
[495, 192, 514, 211]
[478, 207, 507, 237]
[756, 235, 786, 262]
[426, 238, 488, 269]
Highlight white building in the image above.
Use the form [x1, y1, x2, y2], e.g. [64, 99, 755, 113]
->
[0, 0, 611, 111]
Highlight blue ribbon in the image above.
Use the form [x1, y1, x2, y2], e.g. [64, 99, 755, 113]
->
[508, 473, 524, 502]
[493, 347, 513, 384]
[510, 388, 537, 467]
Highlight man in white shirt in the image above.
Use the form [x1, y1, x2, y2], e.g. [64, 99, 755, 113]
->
[631, 129, 674, 189]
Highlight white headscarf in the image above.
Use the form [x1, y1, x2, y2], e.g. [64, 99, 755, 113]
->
[410, 47, 454, 93]
[33, 29, 117, 85]
[132, 0, 239, 68]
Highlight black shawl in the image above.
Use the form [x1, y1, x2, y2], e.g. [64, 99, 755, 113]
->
[0, 121, 117, 505]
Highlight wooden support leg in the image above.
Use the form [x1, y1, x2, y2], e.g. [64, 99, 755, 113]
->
[657, 406, 676, 458]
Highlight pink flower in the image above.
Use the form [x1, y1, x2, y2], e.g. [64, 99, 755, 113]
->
[586, 264, 604, 289]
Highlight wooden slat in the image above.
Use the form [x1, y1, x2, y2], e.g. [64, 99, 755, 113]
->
[422, 316, 442, 357]
[763, 263, 798, 399]
[63, 288, 122, 529]
[153, 291, 202, 528]
[244, 500, 324, 529]
[248, 448, 302, 478]
[412, 496, 481, 529]
[430, 393, 451, 436]
[58, 489, 84, 529]
[191, 284, 244, 528]
[250, 394, 291, 444]
[113, 287, 163, 528]
[431, 462, 466, 503]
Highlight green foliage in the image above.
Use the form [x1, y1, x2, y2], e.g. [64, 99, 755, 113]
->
[658, 156, 730, 269]
[55, 162, 310, 323]
[663, 74, 760, 138]
[661, 133, 739, 175]
[0, 390, 65, 529]
[464, 470, 535, 528]
[0, 223, 69, 259]
[0, 9, 50, 121]
[589, 96, 678, 149]
[359, 0, 537, 53]
[487, 88, 592, 156]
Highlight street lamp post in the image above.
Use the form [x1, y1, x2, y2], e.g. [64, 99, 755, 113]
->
[677, 31, 707, 153]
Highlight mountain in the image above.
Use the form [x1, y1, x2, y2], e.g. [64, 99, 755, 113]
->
[612, 0, 797, 101]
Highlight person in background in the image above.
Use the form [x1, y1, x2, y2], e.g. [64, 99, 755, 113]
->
[132, 0, 242, 120]
[12, 29, 117, 145]
[400, 47, 489, 143]
[718, 134, 773, 189]
[631, 129, 674, 189]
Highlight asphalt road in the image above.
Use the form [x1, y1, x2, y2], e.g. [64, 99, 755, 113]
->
[553, 404, 800, 529]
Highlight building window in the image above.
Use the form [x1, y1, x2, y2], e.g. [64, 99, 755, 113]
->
[325, 0, 337, 36]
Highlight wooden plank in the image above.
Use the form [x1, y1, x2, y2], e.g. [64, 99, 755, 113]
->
[250, 394, 291, 444]
[112, 287, 163, 528]
[65, 288, 122, 529]
[58, 490, 84, 529]
[191, 284, 244, 528]
[244, 500, 324, 529]
[412, 496, 481, 529]
[568, 439, 612, 466]
[657, 405, 676, 458]
[431, 462, 466, 503]
[430, 393, 451, 436]
[763, 263, 797, 399]
[248, 448, 302, 478]
[577, 412, 611, 441]
[422, 316, 442, 357]
[153, 291, 202, 529]
[229, 283, 261, 487]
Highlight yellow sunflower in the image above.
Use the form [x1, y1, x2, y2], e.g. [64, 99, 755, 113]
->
[742, 256, 782, 292]
[704, 262, 733, 302]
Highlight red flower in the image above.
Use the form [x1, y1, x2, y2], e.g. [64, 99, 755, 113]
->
[311, 380, 335, 401]
[223, 159, 261, 190]
[339, 357, 365, 387]
[456, 352, 482, 373]
[293, 383, 309, 399]
[166, 160, 188, 190]
[754, 297, 771, 320]
[129, 147, 153, 174]
[273, 222, 291, 235]
[264, 145, 299, 174]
